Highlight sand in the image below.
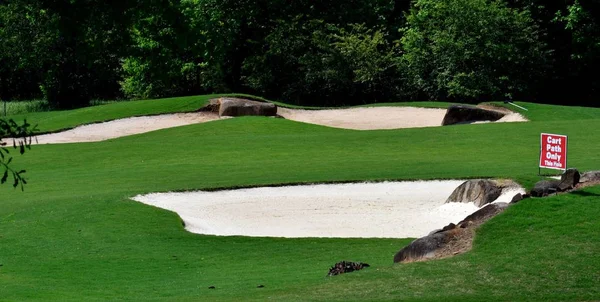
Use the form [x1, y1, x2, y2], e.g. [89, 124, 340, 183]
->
[278, 107, 448, 130]
[29, 112, 220, 144]
[25, 105, 527, 144]
[132, 181, 525, 239]
[279, 106, 527, 130]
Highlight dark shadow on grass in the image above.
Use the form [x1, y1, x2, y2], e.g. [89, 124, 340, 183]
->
[570, 190, 600, 197]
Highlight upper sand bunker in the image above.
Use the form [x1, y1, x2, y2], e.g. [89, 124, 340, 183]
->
[132, 181, 525, 239]
[27, 104, 527, 144]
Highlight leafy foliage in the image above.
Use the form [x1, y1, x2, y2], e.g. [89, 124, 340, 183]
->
[242, 20, 404, 106]
[0, 118, 35, 190]
[120, 0, 206, 99]
[555, 0, 600, 102]
[1, 0, 600, 106]
[401, 0, 548, 102]
[1, 0, 136, 108]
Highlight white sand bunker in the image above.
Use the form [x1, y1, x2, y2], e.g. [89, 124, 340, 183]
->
[279, 107, 527, 130]
[32, 112, 220, 144]
[132, 181, 525, 238]
[279, 107, 447, 130]
[27, 105, 527, 144]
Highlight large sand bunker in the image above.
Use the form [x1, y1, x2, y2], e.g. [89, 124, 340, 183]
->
[28, 105, 527, 144]
[132, 181, 525, 238]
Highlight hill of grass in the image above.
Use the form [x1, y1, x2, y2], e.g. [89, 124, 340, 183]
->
[0, 96, 598, 301]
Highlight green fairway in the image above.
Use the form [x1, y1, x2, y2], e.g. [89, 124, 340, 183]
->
[1, 96, 599, 301]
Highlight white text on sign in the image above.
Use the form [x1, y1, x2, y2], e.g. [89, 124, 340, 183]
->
[539, 133, 567, 170]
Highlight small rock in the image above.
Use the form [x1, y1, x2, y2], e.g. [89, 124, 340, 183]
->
[208, 286, 216, 289]
[428, 228, 443, 235]
[327, 261, 370, 276]
[393, 231, 453, 263]
[456, 203, 508, 228]
[510, 193, 523, 204]
[218, 98, 277, 117]
[445, 179, 503, 207]
[257, 285, 265, 288]
[530, 180, 561, 197]
[558, 168, 580, 191]
[580, 171, 600, 183]
[442, 223, 456, 231]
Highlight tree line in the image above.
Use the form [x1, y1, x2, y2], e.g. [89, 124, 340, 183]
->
[1, 0, 599, 108]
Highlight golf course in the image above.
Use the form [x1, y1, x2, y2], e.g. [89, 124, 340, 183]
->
[0, 94, 598, 301]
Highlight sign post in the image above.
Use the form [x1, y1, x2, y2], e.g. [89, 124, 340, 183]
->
[539, 133, 567, 175]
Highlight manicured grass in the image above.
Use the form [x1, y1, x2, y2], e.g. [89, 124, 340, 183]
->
[0, 96, 599, 300]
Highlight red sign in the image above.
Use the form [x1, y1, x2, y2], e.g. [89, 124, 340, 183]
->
[539, 133, 567, 170]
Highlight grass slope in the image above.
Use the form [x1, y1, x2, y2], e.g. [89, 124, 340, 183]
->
[0, 97, 599, 301]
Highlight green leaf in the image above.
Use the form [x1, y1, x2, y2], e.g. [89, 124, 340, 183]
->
[1, 170, 7, 184]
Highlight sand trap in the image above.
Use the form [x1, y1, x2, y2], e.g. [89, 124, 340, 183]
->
[23, 105, 527, 144]
[278, 106, 527, 130]
[278, 107, 447, 130]
[132, 181, 525, 238]
[28, 112, 220, 144]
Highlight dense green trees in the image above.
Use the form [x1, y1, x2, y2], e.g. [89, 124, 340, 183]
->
[1, 0, 599, 107]
[401, 0, 547, 102]
[558, 1, 600, 103]
[1, 0, 137, 108]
